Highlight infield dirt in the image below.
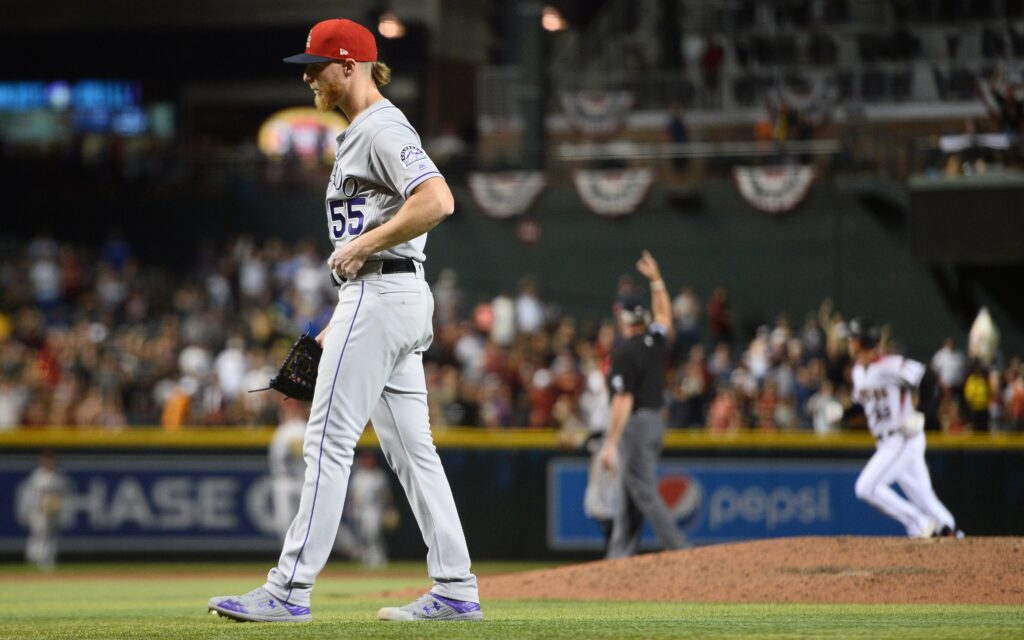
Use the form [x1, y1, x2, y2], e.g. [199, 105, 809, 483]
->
[480, 536, 1024, 605]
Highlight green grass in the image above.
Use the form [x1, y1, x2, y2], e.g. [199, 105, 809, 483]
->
[0, 562, 1021, 640]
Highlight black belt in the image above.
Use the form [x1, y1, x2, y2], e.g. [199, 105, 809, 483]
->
[330, 258, 418, 286]
[875, 429, 898, 442]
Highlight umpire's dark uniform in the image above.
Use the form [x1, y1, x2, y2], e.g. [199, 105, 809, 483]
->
[606, 322, 687, 558]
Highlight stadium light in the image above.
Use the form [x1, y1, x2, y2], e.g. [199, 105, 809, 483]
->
[378, 12, 406, 39]
[542, 6, 568, 32]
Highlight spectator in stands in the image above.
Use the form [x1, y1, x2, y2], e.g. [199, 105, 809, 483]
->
[29, 251, 61, 317]
[979, 68, 1024, 136]
[489, 290, 516, 348]
[671, 345, 711, 428]
[744, 326, 772, 383]
[931, 337, 967, 398]
[454, 321, 487, 381]
[793, 355, 823, 420]
[528, 367, 557, 428]
[963, 361, 993, 430]
[0, 372, 28, 430]
[101, 229, 133, 271]
[707, 287, 733, 346]
[755, 379, 781, 430]
[806, 379, 843, 434]
[800, 312, 825, 358]
[478, 374, 514, 429]
[708, 342, 733, 384]
[772, 100, 797, 143]
[989, 381, 1006, 431]
[238, 243, 269, 303]
[472, 296, 493, 337]
[1006, 372, 1024, 432]
[515, 277, 545, 334]
[433, 268, 463, 326]
[6, 236, 1024, 435]
[667, 103, 690, 172]
[671, 286, 701, 363]
[699, 36, 726, 99]
[706, 384, 741, 432]
[579, 359, 610, 434]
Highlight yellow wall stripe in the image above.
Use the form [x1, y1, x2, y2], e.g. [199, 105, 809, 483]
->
[1, 428, 1022, 451]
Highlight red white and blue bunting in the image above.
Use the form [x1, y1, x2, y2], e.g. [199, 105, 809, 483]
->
[732, 165, 815, 214]
[573, 168, 654, 217]
[559, 91, 634, 138]
[467, 171, 546, 219]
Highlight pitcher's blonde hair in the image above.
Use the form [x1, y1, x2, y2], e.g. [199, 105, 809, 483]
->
[360, 61, 392, 88]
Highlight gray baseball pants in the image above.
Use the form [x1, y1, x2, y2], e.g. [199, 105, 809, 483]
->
[264, 265, 478, 606]
[606, 409, 687, 559]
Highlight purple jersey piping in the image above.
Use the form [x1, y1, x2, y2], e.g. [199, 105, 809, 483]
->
[404, 171, 442, 198]
[285, 280, 365, 602]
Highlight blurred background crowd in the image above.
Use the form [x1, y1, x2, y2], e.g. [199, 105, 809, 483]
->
[2, 234, 1019, 434]
[2, 0, 1024, 435]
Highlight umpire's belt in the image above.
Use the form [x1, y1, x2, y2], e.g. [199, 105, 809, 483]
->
[330, 258, 418, 286]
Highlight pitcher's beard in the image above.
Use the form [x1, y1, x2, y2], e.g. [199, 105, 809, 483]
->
[314, 83, 342, 112]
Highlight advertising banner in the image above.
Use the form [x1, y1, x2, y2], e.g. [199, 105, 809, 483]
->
[0, 456, 280, 552]
[548, 458, 902, 550]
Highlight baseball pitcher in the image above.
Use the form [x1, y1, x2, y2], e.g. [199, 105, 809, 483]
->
[209, 18, 481, 623]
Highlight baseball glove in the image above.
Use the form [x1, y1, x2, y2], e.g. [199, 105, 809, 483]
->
[268, 333, 323, 401]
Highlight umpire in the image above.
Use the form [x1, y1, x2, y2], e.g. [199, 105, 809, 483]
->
[599, 250, 687, 558]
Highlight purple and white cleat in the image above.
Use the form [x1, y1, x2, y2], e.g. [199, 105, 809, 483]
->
[208, 586, 312, 622]
[377, 592, 483, 622]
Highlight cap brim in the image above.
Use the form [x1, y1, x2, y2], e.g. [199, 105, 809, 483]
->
[283, 53, 336, 64]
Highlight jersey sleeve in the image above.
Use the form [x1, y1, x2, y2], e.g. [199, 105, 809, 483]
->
[369, 125, 443, 199]
[609, 347, 637, 396]
[895, 357, 927, 388]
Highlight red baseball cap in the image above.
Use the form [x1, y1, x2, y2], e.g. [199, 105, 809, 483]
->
[283, 19, 378, 64]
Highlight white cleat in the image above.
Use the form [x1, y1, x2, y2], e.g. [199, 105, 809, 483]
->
[377, 592, 483, 622]
[207, 587, 312, 622]
[914, 518, 937, 539]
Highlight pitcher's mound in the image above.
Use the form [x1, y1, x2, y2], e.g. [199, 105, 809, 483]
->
[482, 537, 1024, 605]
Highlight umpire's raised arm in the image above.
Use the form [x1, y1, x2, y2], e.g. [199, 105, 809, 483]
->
[637, 250, 672, 333]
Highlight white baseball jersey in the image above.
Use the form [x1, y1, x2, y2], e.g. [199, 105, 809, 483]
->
[325, 99, 441, 262]
[851, 355, 926, 437]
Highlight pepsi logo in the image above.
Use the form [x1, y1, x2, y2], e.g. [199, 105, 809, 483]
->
[658, 474, 703, 529]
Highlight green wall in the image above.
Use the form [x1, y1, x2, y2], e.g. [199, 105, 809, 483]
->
[427, 181, 977, 357]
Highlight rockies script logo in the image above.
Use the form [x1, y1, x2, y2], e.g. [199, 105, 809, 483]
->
[342, 176, 358, 198]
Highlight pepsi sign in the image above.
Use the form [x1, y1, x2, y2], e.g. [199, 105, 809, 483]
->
[547, 458, 902, 550]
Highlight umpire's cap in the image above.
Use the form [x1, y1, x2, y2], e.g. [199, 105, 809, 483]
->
[847, 317, 881, 349]
[284, 19, 378, 64]
[616, 291, 649, 326]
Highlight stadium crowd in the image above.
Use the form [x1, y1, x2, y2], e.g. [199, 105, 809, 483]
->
[1, 235, 1021, 434]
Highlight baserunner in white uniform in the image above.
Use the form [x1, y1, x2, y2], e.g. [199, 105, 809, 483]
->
[847, 318, 960, 539]
[208, 18, 481, 623]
